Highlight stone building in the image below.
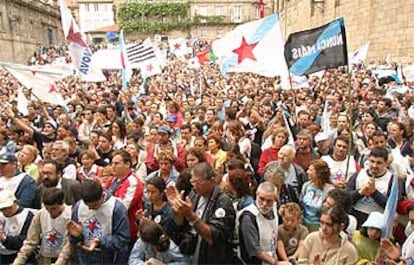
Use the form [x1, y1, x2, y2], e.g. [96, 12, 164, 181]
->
[277, 0, 414, 63]
[0, 0, 64, 63]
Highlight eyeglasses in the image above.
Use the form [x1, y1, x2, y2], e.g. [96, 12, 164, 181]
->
[190, 178, 208, 186]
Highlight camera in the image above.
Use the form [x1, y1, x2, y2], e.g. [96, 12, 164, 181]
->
[179, 231, 197, 255]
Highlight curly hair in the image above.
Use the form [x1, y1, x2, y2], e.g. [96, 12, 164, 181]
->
[309, 159, 331, 185]
[279, 202, 302, 218]
[156, 149, 175, 163]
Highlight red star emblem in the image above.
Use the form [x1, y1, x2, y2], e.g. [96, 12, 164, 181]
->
[232, 36, 259, 64]
[174, 42, 181, 50]
[88, 220, 96, 232]
[31, 71, 36, 76]
[48, 233, 57, 243]
[66, 21, 87, 48]
[49, 84, 57, 93]
[146, 64, 153, 72]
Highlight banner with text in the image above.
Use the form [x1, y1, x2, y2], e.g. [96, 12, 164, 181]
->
[284, 18, 348, 76]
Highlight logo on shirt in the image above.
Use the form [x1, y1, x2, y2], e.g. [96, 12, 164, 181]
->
[82, 216, 103, 240]
[44, 228, 64, 248]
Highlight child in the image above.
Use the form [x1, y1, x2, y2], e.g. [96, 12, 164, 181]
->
[277, 202, 309, 263]
[352, 212, 384, 265]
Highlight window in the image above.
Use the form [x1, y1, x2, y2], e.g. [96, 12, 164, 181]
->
[198, 6, 208, 16]
[200, 28, 207, 38]
[47, 28, 53, 44]
[29, 21, 34, 38]
[85, 4, 90, 12]
[255, 6, 260, 19]
[233, 5, 242, 22]
[94, 4, 99, 12]
[0, 13, 4, 32]
[216, 28, 223, 38]
[215, 6, 223, 16]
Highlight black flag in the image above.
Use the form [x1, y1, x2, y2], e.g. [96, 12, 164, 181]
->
[284, 18, 348, 76]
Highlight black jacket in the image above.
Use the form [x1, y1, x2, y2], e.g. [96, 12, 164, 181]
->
[184, 186, 236, 264]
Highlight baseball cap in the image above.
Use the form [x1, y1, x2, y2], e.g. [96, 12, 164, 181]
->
[158, 125, 172, 134]
[314, 132, 329, 143]
[0, 153, 17, 164]
[0, 190, 16, 209]
[165, 114, 177, 123]
[44, 120, 57, 130]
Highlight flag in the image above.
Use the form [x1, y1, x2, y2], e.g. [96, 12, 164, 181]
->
[187, 57, 200, 69]
[382, 175, 399, 238]
[1, 62, 68, 106]
[119, 30, 132, 91]
[285, 18, 348, 76]
[17, 88, 29, 116]
[403, 65, 414, 82]
[59, 0, 105, 82]
[290, 75, 310, 89]
[169, 38, 190, 58]
[373, 69, 402, 86]
[91, 49, 123, 69]
[140, 60, 162, 78]
[197, 49, 218, 63]
[212, 14, 289, 80]
[349, 42, 370, 67]
[125, 38, 157, 68]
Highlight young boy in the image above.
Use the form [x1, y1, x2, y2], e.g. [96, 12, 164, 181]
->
[13, 188, 73, 265]
[277, 202, 308, 263]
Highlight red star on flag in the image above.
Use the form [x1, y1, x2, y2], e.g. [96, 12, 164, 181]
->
[31, 71, 36, 76]
[88, 220, 96, 232]
[66, 21, 87, 48]
[146, 64, 153, 72]
[232, 36, 259, 64]
[49, 84, 57, 93]
[174, 42, 181, 50]
[48, 233, 57, 243]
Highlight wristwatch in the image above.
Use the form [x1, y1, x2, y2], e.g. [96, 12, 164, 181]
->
[189, 217, 202, 227]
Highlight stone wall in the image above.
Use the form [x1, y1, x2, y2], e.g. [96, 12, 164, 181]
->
[278, 0, 414, 63]
[0, 0, 64, 63]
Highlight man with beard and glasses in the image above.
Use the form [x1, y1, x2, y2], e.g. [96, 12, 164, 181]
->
[34, 160, 81, 209]
[238, 182, 283, 265]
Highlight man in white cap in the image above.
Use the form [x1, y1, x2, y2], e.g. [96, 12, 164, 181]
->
[0, 190, 35, 264]
[0, 153, 37, 208]
[314, 132, 331, 156]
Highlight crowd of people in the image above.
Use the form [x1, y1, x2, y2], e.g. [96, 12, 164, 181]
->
[0, 40, 413, 265]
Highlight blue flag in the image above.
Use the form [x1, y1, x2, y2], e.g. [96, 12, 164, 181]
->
[382, 175, 399, 238]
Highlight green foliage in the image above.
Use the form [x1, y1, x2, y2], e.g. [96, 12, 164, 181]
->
[118, 2, 190, 33]
[117, 2, 227, 33]
[192, 15, 225, 25]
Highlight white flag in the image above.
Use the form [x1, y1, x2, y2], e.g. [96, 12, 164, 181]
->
[187, 57, 200, 69]
[125, 38, 157, 69]
[91, 49, 123, 69]
[1, 62, 68, 106]
[169, 38, 191, 58]
[349, 42, 370, 67]
[59, 0, 105, 82]
[140, 59, 162, 78]
[212, 14, 289, 82]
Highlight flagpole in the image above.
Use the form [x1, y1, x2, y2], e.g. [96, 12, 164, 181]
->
[345, 66, 353, 178]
